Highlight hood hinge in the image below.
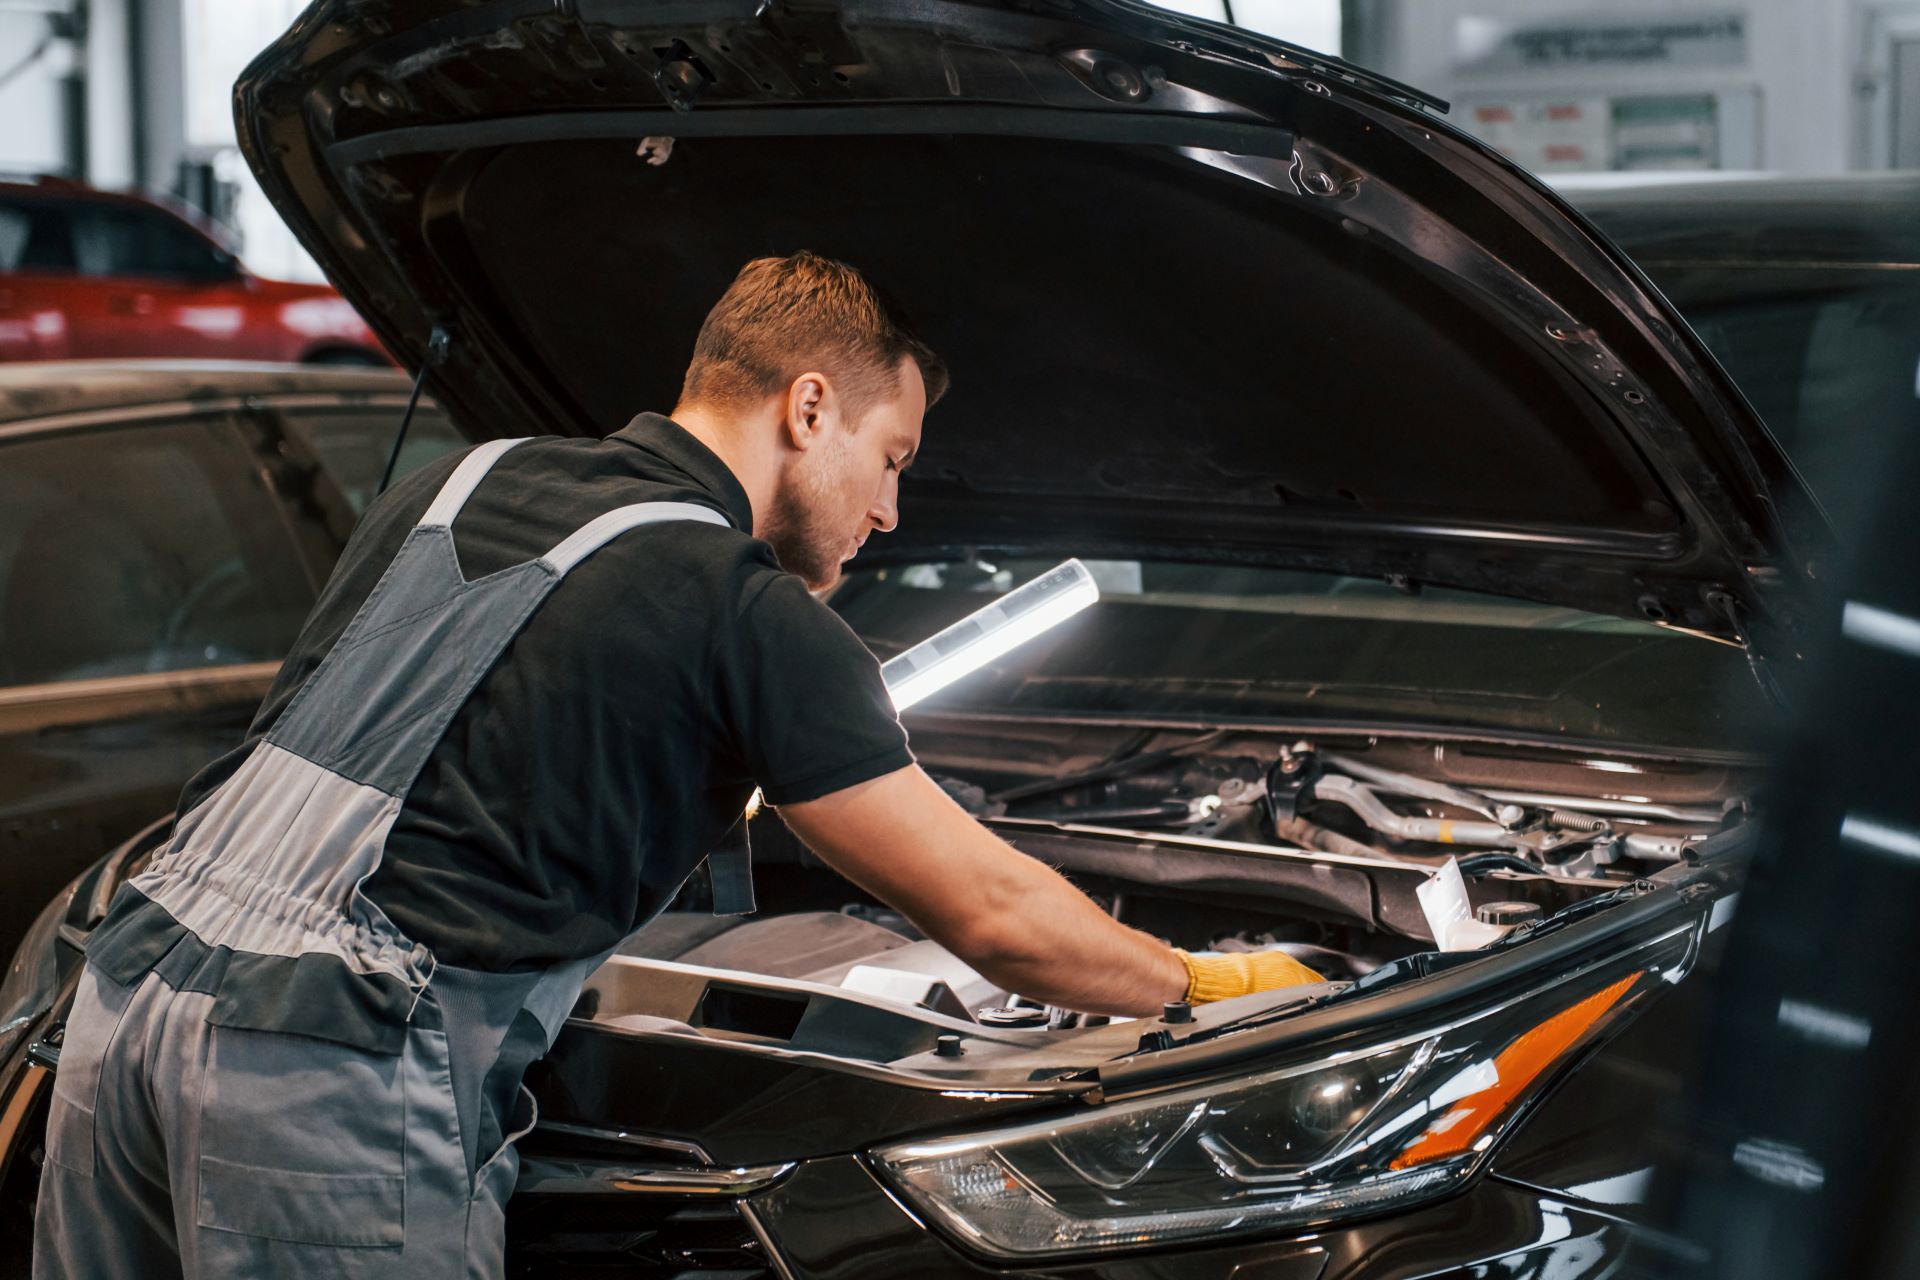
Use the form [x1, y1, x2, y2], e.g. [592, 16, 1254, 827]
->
[1708, 589, 1791, 713]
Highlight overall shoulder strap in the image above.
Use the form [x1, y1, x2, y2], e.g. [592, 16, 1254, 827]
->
[540, 501, 731, 576]
[417, 438, 532, 528]
[538, 498, 746, 913]
[538, 497, 749, 915]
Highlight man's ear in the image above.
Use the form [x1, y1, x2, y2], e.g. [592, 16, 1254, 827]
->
[782, 372, 832, 451]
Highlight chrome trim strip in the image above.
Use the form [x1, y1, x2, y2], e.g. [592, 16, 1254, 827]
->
[0, 399, 251, 441]
[0, 662, 284, 712]
[531, 1120, 711, 1163]
[738, 1201, 800, 1280]
[0, 663, 285, 736]
[515, 1156, 796, 1197]
[242, 393, 418, 412]
[0, 393, 420, 442]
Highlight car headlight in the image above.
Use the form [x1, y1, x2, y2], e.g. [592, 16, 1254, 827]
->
[875, 926, 1693, 1260]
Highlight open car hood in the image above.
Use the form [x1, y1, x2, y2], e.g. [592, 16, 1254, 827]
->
[236, 0, 1824, 644]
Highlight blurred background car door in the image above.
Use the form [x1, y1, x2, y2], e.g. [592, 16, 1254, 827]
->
[0, 192, 79, 359]
[62, 199, 254, 359]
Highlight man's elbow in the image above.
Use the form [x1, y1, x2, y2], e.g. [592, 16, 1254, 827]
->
[941, 910, 1047, 987]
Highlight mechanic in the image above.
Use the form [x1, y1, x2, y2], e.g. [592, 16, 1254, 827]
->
[34, 252, 1322, 1278]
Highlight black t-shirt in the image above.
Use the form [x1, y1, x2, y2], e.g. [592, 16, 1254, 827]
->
[176, 414, 912, 971]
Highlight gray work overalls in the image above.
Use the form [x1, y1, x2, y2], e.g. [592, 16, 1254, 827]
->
[34, 438, 746, 1278]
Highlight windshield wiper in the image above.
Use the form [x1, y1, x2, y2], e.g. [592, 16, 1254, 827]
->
[987, 729, 1235, 805]
[1318, 752, 1517, 824]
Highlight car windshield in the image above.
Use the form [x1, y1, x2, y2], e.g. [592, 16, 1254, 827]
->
[1577, 191, 1920, 537]
[830, 558, 1773, 754]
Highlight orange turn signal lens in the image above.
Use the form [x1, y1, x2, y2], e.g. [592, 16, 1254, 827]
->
[1391, 972, 1642, 1170]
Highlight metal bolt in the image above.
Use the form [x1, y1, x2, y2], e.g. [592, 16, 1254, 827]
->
[1163, 1000, 1193, 1024]
[935, 1034, 965, 1058]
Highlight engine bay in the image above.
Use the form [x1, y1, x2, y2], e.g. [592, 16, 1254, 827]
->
[568, 723, 1752, 1072]
[914, 724, 1748, 882]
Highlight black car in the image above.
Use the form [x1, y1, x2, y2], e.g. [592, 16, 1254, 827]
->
[1643, 415, 1920, 1280]
[1562, 172, 1920, 541]
[0, 361, 465, 954]
[1, 0, 1846, 1276]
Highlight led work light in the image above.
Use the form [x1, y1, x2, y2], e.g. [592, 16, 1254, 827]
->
[880, 558, 1100, 710]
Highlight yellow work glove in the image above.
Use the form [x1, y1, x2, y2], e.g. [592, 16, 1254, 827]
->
[1175, 948, 1326, 1004]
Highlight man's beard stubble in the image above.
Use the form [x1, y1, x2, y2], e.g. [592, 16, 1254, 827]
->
[762, 450, 847, 592]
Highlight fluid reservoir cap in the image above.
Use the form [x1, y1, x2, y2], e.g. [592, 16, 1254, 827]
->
[1475, 900, 1543, 927]
[977, 1005, 1051, 1029]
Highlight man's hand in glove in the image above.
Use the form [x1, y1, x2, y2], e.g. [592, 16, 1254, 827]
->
[1175, 949, 1326, 1004]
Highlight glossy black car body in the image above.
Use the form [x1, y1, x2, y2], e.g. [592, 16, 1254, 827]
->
[1643, 409, 1920, 1280]
[1562, 172, 1920, 542]
[0, 361, 463, 954]
[0, 1, 1857, 1277]
[3, 803, 1752, 1279]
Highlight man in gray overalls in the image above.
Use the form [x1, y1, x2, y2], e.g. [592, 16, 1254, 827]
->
[34, 253, 1320, 1277]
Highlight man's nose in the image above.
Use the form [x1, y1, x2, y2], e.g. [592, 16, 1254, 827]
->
[869, 479, 900, 533]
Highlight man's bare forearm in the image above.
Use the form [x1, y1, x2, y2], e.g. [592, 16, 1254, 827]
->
[949, 842, 1189, 1016]
[780, 767, 1188, 1017]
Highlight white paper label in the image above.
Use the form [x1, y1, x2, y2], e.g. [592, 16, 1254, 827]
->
[1417, 857, 1509, 952]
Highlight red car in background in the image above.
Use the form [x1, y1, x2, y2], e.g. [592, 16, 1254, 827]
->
[0, 176, 390, 365]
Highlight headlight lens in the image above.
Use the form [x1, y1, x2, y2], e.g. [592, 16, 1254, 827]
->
[875, 930, 1691, 1260]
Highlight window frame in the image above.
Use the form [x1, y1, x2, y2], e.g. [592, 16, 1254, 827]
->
[68, 201, 239, 284]
[0, 196, 77, 275]
[258, 397, 465, 523]
[0, 402, 325, 704]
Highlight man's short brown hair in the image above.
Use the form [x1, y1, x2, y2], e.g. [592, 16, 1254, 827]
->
[677, 252, 948, 418]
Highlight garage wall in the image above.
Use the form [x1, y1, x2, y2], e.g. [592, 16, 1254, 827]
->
[1157, 0, 1342, 53]
[0, 0, 133, 184]
[180, 0, 322, 280]
[0, 8, 76, 176]
[1350, 0, 1920, 174]
[1862, 0, 1920, 167]
[83, 0, 135, 186]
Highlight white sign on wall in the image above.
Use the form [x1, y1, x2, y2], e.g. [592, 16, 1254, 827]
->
[1463, 98, 1611, 171]
[1458, 93, 1728, 172]
[1454, 14, 1748, 74]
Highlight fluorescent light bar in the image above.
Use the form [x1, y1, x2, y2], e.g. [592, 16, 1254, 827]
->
[882, 559, 1100, 711]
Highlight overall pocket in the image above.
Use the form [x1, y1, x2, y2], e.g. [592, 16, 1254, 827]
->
[465, 1084, 539, 1278]
[474, 1083, 539, 1196]
[195, 1024, 407, 1249]
[44, 966, 138, 1177]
